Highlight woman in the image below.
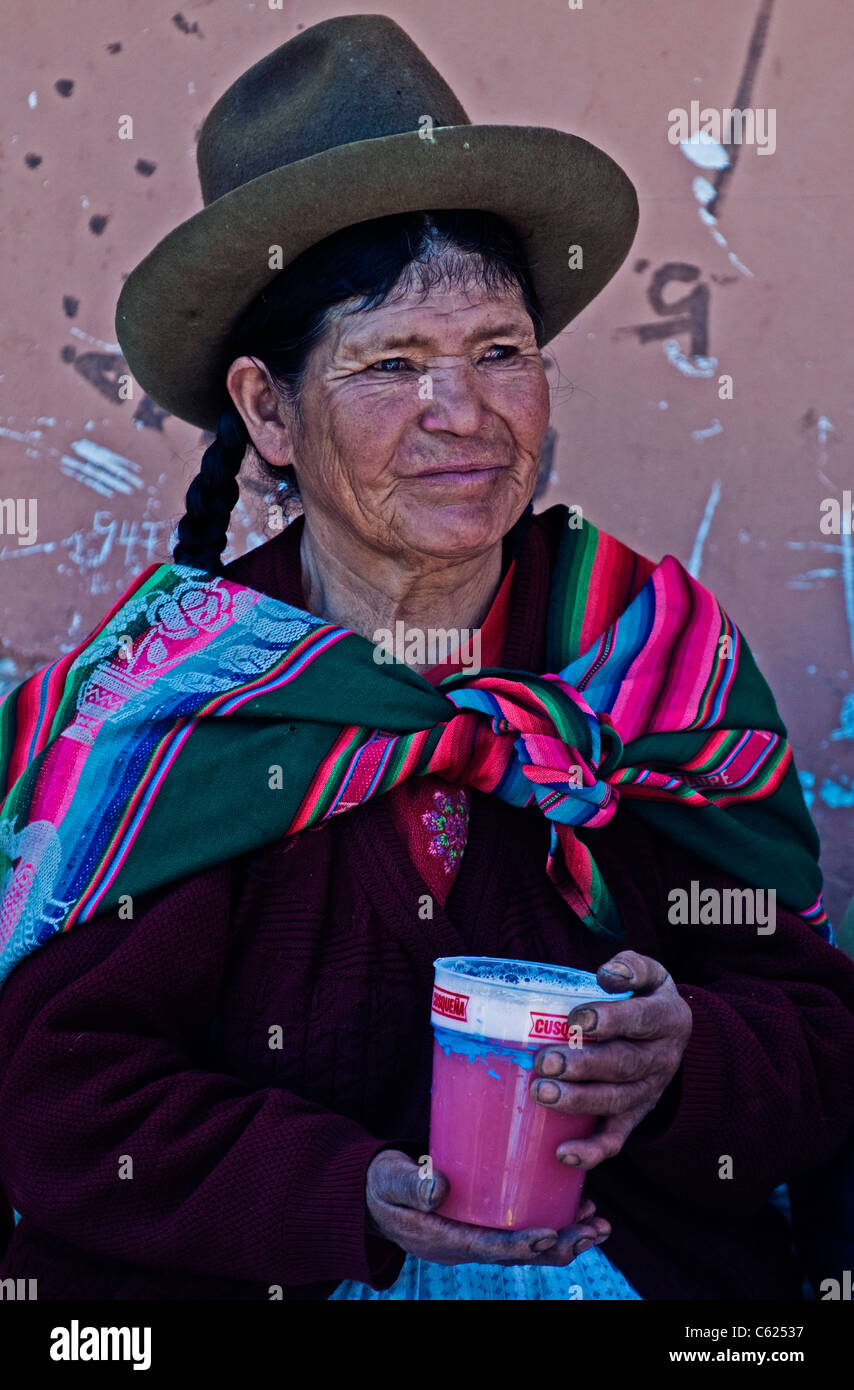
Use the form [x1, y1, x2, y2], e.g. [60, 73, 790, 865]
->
[1, 15, 853, 1303]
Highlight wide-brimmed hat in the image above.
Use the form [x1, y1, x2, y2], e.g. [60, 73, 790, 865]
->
[115, 13, 638, 432]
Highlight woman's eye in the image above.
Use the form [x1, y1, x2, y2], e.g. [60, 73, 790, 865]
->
[367, 345, 518, 373]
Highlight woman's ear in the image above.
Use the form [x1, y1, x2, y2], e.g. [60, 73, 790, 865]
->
[226, 356, 295, 469]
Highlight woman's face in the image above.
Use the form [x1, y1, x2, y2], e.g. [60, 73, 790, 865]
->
[282, 271, 551, 565]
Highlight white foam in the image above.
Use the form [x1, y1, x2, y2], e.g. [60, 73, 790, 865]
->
[431, 956, 631, 1046]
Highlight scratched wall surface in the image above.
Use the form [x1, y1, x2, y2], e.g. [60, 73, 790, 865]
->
[1, 0, 852, 932]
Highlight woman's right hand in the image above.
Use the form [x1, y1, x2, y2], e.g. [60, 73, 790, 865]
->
[365, 1149, 611, 1267]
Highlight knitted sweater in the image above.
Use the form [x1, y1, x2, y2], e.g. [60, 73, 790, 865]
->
[1, 506, 853, 1300]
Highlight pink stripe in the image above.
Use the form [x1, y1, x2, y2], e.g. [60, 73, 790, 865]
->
[78, 722, 197, 921]
[27, 735, 90, 825]
[610, 562, 719, 737]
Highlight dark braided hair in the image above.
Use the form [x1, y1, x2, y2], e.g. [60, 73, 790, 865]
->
[172, 209, 545, 575]
[173, 409, 247, 573]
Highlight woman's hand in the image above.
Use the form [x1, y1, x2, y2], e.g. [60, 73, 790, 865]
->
[532, 950, 693, 1171]
[365, 1150, 610, 1267]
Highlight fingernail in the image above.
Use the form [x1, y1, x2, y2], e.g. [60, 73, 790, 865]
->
[574, 1238, 593, 1255]
[560, 1152, 581, 1165]
[603, 960, 632, 979]
[540, 1050, 565, 1075]
[531, 1236, 557, 1253]
[569, 1008, 596, 1031]
[419, 1176, 437, 1204]
[536, 1080, 560, 1104]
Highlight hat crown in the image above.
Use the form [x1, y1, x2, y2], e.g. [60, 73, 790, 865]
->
[197, 14, 471, 205]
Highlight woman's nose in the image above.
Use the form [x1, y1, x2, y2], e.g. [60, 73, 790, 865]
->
[417, 363, 486, 435]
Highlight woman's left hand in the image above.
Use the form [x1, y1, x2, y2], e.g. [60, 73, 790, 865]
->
[531, 950, 693, 1171]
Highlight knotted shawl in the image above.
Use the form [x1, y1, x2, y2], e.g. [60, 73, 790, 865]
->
[0, 508, 827, 987]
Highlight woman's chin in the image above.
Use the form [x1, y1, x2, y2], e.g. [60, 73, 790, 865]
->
[394, 495, 528, 558]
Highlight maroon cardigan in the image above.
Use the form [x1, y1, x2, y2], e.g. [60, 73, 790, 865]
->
[2, 506, 854, 1301]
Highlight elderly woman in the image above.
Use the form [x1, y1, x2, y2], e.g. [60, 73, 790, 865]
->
[1, 15, 853, 1303]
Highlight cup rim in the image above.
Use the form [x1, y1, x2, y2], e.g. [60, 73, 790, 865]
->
[432, 954, 632, 1002]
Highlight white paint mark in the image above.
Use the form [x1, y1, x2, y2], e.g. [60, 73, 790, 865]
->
[817, 415, 835, 447]
[34, 416, 56, 426]
[693, 176, 716, 206]
[679, 131, 731, 170]
[28, 91, 37, 108]
[788, 540, 844, 554]
[728, 250, 754, 278]
[830, 692, 854, 741]
[80, 196, 90, 209]
[0, 510, 166, 579]
[188, 80, 196, 94]
[687, 480, 722, 578]
[691, 178, 753, 275]
[69, 326, 122, 353]
[0, 425, 42, 442]
[788, 568, 838, 589]
[0, 540, 56, 559]
[59, 461, 117, 497]
[70, 439, 142, 478]
[692, 418, 723, 440]
[58, 440, 144, 499]
[664, 339, 718, 378]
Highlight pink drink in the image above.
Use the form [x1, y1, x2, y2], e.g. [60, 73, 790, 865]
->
[428, 957, 631, 1231]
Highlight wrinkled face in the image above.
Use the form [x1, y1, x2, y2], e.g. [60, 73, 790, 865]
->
[288, 268, 551, 565]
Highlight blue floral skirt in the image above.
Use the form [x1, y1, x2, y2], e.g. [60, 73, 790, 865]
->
[329, 1244, 642, 1300]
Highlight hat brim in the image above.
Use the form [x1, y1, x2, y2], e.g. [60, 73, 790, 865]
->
[115, 125, 638, 431]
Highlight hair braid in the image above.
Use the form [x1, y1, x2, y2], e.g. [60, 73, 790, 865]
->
[173, 408, 247, 574]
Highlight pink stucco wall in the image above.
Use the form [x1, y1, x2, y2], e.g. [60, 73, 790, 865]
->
[1, 1, 852, 930]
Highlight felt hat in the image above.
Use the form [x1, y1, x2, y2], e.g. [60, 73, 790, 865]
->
[115, 13, 639, 431]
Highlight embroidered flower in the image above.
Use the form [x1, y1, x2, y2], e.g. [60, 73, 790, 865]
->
[421, 788, 469, 873]
[150, 582, 231, 638]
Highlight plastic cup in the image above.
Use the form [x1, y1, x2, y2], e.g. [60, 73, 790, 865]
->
[427, 955, 632, 1231]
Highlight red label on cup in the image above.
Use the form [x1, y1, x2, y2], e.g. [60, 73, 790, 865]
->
[528, 1011, 572, 1040]
[432, 986, 469, 1021]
